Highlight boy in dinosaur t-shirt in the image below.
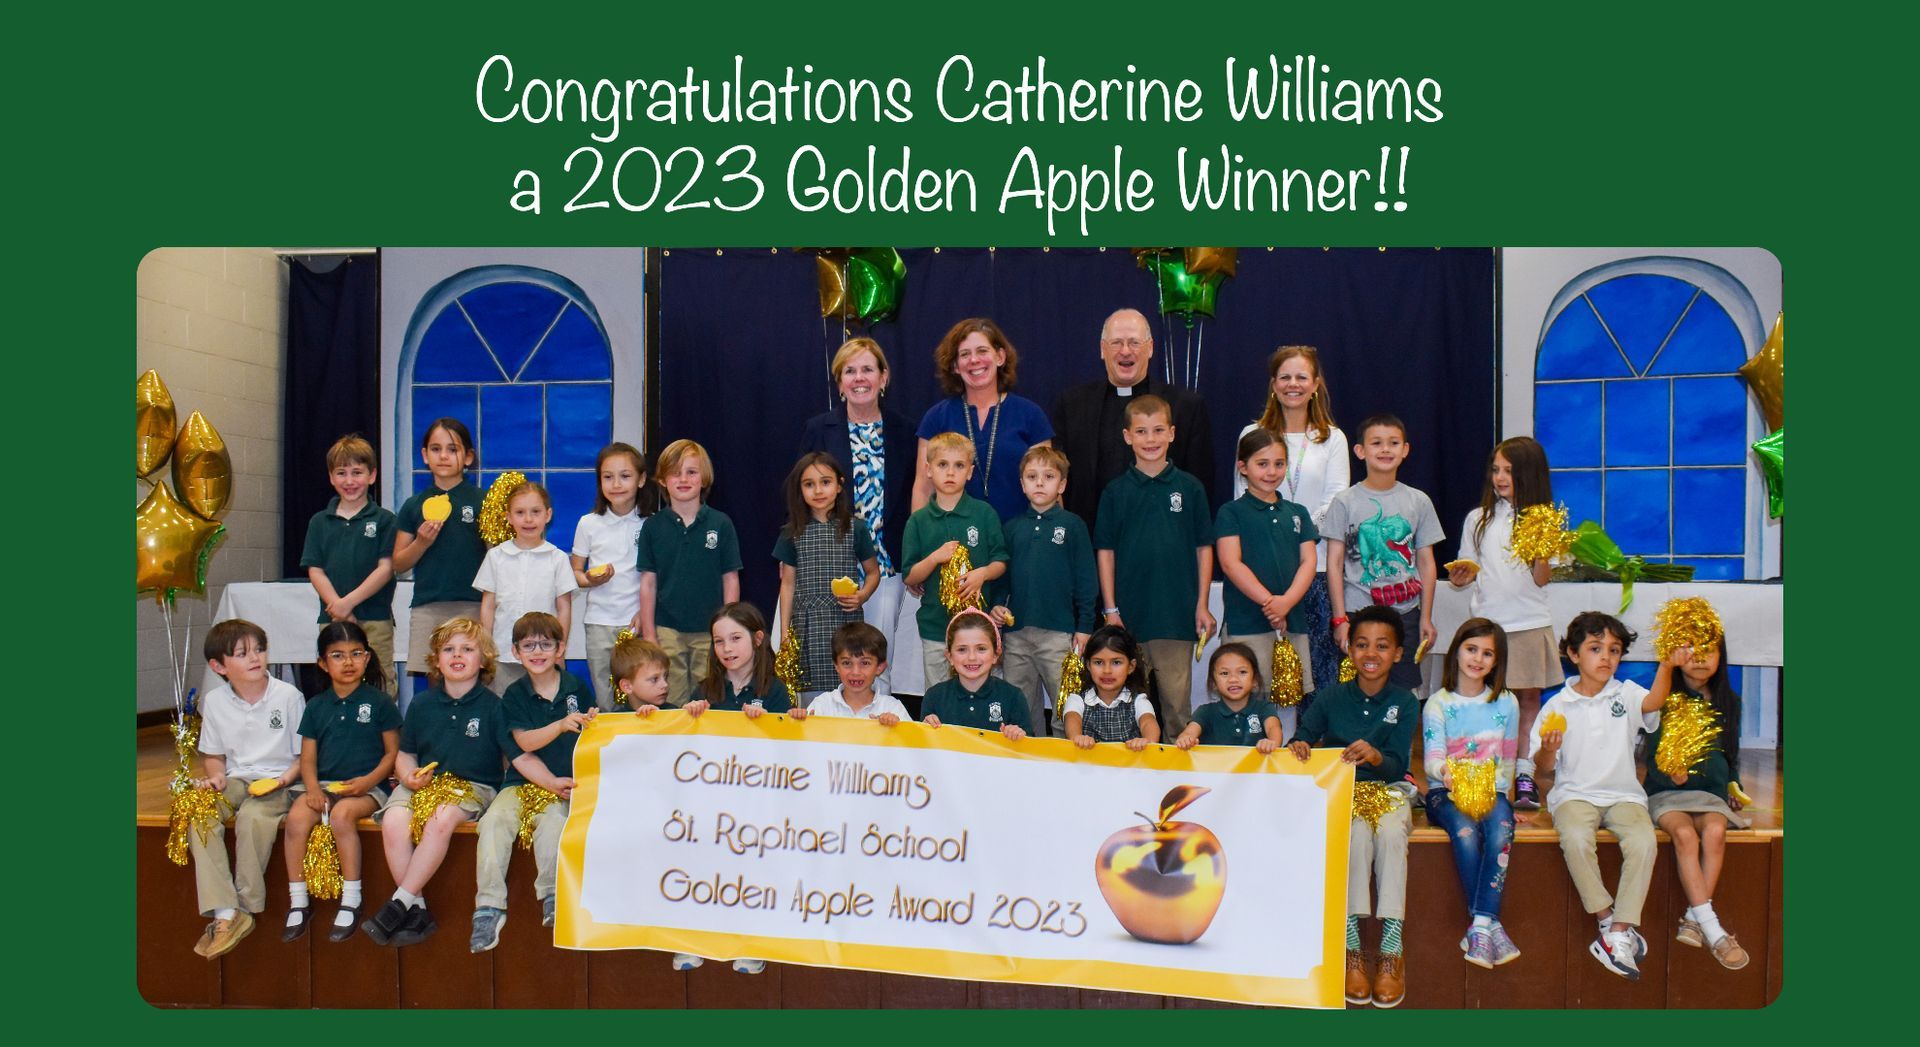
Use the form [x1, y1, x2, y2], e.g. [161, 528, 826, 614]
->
[1322, 414, 1444, 692]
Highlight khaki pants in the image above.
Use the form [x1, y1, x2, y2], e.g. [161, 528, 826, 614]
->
[378, 780, 498, 820]
[1001, 627, 1072, 736]
[1141, 639, 1197, 737]
[1554, 799, 1657, 925]
[657, 626, 710, 707]
[360, 619, 398, 697]
[1348, 801, 1411, 920]
[1229, 629, 1314, 739]
[921, 639, 952, 689]
[410, 601, 483, 674]
[585, 623, 623, 711]
[190, 778, 293, 917]
[475, 786, 571, 910]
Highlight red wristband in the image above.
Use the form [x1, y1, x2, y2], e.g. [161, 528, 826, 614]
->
[1331, 615, 1349, 627]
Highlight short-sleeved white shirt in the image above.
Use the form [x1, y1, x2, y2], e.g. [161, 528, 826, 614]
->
[197, 677, 305, 780]
[572, 509, 647, 627]
[1063, 688, 1153, 721]
[807, 688, 911, 721]
[473, 540, 579, 663]
[1529, 675, 1660, 814]
[1457, 501, 1554, 631]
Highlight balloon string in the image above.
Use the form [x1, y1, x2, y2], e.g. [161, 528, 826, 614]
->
[1193, 322, 1205, 390]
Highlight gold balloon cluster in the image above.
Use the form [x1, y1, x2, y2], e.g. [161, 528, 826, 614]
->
[477, 471, 529, 547]
[1742, 313, 1786, 519]
[1351, 780, 1405, 831]
[1655, 695, 1723, 778]
[1652, 596, 1724, 661]
[1447, 757, 1500, 820]
[303, 822, 344, 900]
[136, 370, 232, 605]
[939, 545, 983, 615]
[1509, 503, 1575, 565]
[1056, 648, 1086, 720]
[409, 772, 478, 844]
[1270, 637, 1304, 707]
[773, 629, 805, 696]
[515, 784, 561, 851]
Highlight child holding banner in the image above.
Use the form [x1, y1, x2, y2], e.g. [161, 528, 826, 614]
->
[1176, 642, 1283, 751]
[1062, 625, 1159, 750]
[807, 622, 909, 723]
[685, 603, 805, 719]
[921, 608, 1030, 739]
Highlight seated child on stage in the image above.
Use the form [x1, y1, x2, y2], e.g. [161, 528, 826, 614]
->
[921, 608, 1030, 740]
[807, 622, 909, 724]
[1176, 642, 1282, 752]
[1062, 625, 1160, 751]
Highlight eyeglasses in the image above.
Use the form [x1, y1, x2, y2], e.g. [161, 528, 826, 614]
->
[516, 639, 559, 653]
[325, 650, 370, 663]
[1103, 338, 1146, 351]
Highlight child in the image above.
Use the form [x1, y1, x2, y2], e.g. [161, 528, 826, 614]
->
[684, 602, 805, 719]
[1450, 436, 1559, 809]
[363, 617, 510, 948]
[392, 418, 486, 682]
[1215, 427, 1320, 738]
[572, 441, 654, 711]
[282, 621, 400, 943]
[991, 445, 1096, 736]
[1323, 415, 1444, 692]
[1645, 634, 1750, 970]
[774, 452, 880, 698]
[920, 609, 1030, 740]
[475, 479, 578, 691]
[636, 439, 743, 706]
[1062, 625, 1159, 750]
[1421, 618, 1521, 968]
[472, 612, 596, 951]
[807, 622, 910, 723]
[611, 633, 673, 714]
[299, 433, 399, 695]
[187, 619, 306, 958]
[1528, 611, 1665, 981]
[902, 432, 1009, 686]
[1094, 395, 1216, 738]
[1288, 605, 1418, 1008]
[1176, 643, 1283, 751]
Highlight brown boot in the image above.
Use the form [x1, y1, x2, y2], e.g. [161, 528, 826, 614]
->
[1373, 953, 1406, 1008]
[1344, 949, 1372, 1006]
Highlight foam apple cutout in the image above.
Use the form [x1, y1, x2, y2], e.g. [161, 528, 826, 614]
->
[1094, 784, 1228, 945]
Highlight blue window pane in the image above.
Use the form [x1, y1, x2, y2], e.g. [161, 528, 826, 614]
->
[1673, 377, 1749, 465]
[1604, 469, 1668, 555]
[520, 304, 612, 382]
[1553, 470, 1602, 529]
[461, 283, 568, 380]
[413, 307, 505, 383]
[546, 470, 600, 554]
[1648, 291, 1744, 376]
[412, 471, 432, 502]
[1537, 298, 1631, 379]
[1675, 557, 1743, 580]
[413, 385, 478, 456]
[1616, 662, 1658, 689]
[1604, 379, 1670, 467]
[1535, 382, 1602, 467]
[546, 383, 613, 465]
[565, 659, 591, 680]
[1673, 467, 1745, 555]
[480, 385, 544, 470]
[1587, 275, 1696, 375]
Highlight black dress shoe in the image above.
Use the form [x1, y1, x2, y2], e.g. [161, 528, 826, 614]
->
[328, 902, 361, 943]
[362, 899, 408, 946]
[281, 906, 313, 943]
[390, 905, 439, 947]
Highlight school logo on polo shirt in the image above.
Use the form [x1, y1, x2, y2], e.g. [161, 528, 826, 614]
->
[363, 521, 378, 537]
[1292, 517, 1303, 533]
[461, 505, 475, 522]
[1610, 700, 1626, 717]
[1384, 705, 1401, 724]
[565, 695, 580, 714]
[704, 530, 719, 549]
[269, 711, 284, 730]
[1245, 713, 1260, 732]
[966, 526, 980, 546]
[356, 703, 372, 723]
[1052, 526, 1067, 545]
[1170, 493, 1184, 513]
[465, 717, 481, 737]
[987, 701, 1003, 723]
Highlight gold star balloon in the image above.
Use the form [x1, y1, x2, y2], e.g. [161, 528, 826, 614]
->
[1739, 312, 1784, 433]
[171, 411, 232, 519]
[136, 369, 177, 477]
[136, 481, 225, 605]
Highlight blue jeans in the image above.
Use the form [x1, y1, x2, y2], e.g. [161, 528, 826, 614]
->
[1424, 790, 1515, 919]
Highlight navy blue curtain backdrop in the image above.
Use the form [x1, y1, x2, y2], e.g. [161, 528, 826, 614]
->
[282, 255, 382, 579]
[659, 247, 1496, 618]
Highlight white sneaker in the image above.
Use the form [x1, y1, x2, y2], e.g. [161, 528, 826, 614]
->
[1589, 930, 1640, 980]
[671, 953, 704, 971]
[732, 958, 767, 974]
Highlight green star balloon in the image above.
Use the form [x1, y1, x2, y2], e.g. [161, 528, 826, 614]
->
[1752, 428, 1784, 518]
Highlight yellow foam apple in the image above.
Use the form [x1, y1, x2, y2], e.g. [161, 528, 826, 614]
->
[830, 576, 858, 598]
[421, 494, 452, 522]
[1094, 785, 1227, 945]
[247, 778, 281, 797]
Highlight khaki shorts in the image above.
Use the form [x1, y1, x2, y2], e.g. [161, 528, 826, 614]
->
[378, 779, 499, 821]
[409, 601, 483, 674]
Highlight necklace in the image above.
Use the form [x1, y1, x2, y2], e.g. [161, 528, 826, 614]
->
[1282, 431, 1305, 502]
[962, 394, 1004, 502]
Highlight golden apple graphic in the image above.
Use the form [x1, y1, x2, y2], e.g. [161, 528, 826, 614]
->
[1094, 784, 1227, 944]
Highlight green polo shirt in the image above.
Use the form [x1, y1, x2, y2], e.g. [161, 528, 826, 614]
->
[400, 684, 509, 788]
[997, 504, 1097, 634]
[297, 683, 402, 781]
[395, 480, 486, 604]
[1191, 697, 1282, 748]
[1289, 679, 1418, 784]
[710, 676, 793, 714]
[1093, 465, 1214, 642]
[500, 670, 594, 786]
[921, 675, 1032, 733]
[1215, 493, 1319, 635]
[901, 493, 1009, 641]
[635, 503, 742, 632]
[299, 497, 398, 622]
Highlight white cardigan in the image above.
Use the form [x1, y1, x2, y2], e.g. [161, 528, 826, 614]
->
[1232, 422, 1350, 571]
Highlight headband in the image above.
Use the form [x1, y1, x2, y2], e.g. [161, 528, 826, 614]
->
[946, 607, 1002, 647]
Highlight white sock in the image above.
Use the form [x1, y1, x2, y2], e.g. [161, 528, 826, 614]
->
[394, 888, 423, 909]
[1691, 902, 1727, 944]
[289, 882, 309, 908]
[335, 881, 364, 927]
[213, 907, 236, 921]
[1471, 915, 1492, 929]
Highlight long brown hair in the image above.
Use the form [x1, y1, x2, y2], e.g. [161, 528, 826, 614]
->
[700, 602, 775, 702]
[591, 441, 657, 516]
[783, 452, 853, 540]
[1440, 617, 1509, 701]
[1254, 345, 1337, 442]
[1472, 436, 1554, 550]
[933, 317, 1019, 396]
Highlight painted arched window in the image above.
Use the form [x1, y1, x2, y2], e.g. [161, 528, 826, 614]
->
[398, 266, 613, 553]
[1532, 268, 1755, 581]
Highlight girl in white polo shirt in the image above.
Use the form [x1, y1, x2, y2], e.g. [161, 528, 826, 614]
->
[570, 442, 653, 710]
[475, 480, 579, 692]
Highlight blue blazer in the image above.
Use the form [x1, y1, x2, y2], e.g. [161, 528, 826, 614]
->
[798, 402, 916, 567]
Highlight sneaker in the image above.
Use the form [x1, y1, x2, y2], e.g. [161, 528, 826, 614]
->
[1676, 917, 1705, 948]
[1630, 926, 1648, 961]
[1590, 930, 1640, 980]
[1372, 954, 1406, 1008]
[1464, 926, 1496, 969]
[362, 899, 408, 947]
[469, 907, 506, 953]
[671, 953, 705, 971]
[204, 910, 255, 959]
[1512, 774, 1540, 810]
[1488, 921, 1522, 966]
[192, 921, 218, 957]
[1344, 949, 1372, 1006]
[391, 905, 438, 948]
[541, 896, 556, 928]
[732, 958, 767, 974]
[1710, 934, 1750, 971]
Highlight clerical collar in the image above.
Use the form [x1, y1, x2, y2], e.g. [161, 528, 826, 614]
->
[1113, 383, 1136, 397]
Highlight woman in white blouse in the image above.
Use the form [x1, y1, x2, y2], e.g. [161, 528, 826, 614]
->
[1234, 346, 1349, 696]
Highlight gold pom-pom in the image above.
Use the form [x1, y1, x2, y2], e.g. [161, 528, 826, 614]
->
[1055, 648, 1086, 719]
[939, 545, 983, 615]
[610, 626, 636, 706]
[165, 785, 232, 866]
[1338, 656, 1356, 683]
[1509, 503, 1576, 565]
[1655, 695, 1723, 778]
[514, 784, 561, 851]
[1351, 780, 1405, 831]
[408, 771, 477, 844]
[1270, 638, 1304, 707]
[477, 470, 529, 547]
[303, 822, 343, 900]
[773, 629, 805, 695]
[1652, 596, 1724, 661]
[1447, 757, 1500, 820]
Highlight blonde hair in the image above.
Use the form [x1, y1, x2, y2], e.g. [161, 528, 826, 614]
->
[655, 439, 714, 494]
[830, 337, 890, 383]
[924, 431, 975, 465]
[1254, 345, 1338, 443]
[325, 433, 376, 472]
[425, 617, 497, 687]
[1020, 444, 1070, 477]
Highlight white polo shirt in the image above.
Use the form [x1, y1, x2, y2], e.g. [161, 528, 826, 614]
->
[1457, 501, 1554, 632]
[473, 539, 580, 663]
[1529, 675, 1659, 814]
[197, 677, 305, 780]
[807, 688, 911, 721]
[1063, 688, 1153, 721]
[572, 508, 646, 627]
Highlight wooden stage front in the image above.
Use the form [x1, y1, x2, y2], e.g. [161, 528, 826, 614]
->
[135, 729, 1783, 1009]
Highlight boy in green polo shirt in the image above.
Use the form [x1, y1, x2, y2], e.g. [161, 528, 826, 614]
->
[636, 440, 742, 707]
[991, 445, 1096, 736]
[903, 432, 1008, 688]
[300, 433, 400, 695]
[1094, 395, 1214, 737]
[1288, 605, 1419, 1009]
